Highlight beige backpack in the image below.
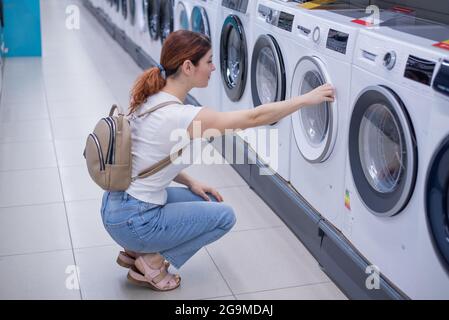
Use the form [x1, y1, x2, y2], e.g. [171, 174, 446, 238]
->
[84, 101, 183, 191]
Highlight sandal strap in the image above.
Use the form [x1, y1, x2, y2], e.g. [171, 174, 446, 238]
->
[157, 273, 178, 290]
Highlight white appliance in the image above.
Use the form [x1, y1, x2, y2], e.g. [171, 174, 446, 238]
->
[341, 20, 449, 299]
[424, 57, 449, 300]
[110, 0, 124, 30]
[216, 0, 257, 113]
[188, 0, 221, 110]
[245, 0, 296, 181]
[286, 6, 358, 223]
[173, 0, 193, 31]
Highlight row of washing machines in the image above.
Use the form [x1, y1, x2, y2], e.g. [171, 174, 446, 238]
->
[89, 0, 449, 299]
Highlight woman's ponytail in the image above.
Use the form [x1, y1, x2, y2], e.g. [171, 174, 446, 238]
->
[129, 66, 166, 114]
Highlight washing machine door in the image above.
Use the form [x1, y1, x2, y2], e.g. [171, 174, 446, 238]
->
[291, 56, 337, 163]
[160, 0, 173, 43]
[426, 136, 449, 273]
[148, 0, 161, 40]
[121, 0, 128, 19]
[251, 34, 286, 122]
[174, 1, 190, 30]
[349, 85, 417, 217]
[190, 6, 210, 38]
[129, 0, 136, 25]
[220, 15, 248, 102]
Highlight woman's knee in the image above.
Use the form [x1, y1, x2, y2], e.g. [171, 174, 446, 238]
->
[218, 204, 236, 230]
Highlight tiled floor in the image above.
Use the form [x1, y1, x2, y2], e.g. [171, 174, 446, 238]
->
[0, 0, 346, 299]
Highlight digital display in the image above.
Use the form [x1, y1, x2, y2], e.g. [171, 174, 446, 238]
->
[222, 0, 248, 13]
[278, 11, 294, 32]
[404, 55, 436, 86]
[326, 28, 349, 55]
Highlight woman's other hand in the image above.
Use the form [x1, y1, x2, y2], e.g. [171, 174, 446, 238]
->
[301, 83, 335, 106]
[189, 180, 224, 202]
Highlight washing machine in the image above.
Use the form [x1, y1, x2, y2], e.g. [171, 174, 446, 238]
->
[424, 58, 449, 299]
[245, 0, 297, 181]
[159, 0, 174, 43]
[188, 0, 221, 110]
[284, 3, 358, 226]
[341, 20, 449, 298]
[173, 0, 193, 31]
[217, 0, 257, 112]
[110, 0, 124, 29]
[134, 0, 162, 62]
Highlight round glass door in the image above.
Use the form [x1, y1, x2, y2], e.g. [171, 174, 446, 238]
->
[191, 6, 210, 38]
[159, 0, 173, 43]
[291, 56, 336, 163]
[148, 0, 161, 40]
[175, 2, 189, 30]
[426, 136, 449, 273]
[349, 85, 417, 217]
[220, 15, 247, 102]
[251, 34, 286, 124]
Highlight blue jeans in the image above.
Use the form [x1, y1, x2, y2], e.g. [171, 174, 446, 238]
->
[100, 187, 236, 269]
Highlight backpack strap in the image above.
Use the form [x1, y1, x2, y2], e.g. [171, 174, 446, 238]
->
[132, 100, 187, 181]
[136, 100, 181, 118]
[132, 148, 184, 181]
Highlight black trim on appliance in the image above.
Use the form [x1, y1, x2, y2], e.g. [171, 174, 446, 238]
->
[191, 6, 210, 38]
[433, 60, 449, 97]
[121, 0, 128, 20]
[148, 0, 161, 40]
[220, 15, 248, 102]
[425, 135, 449, 274]
[251, 34, 286, 107]
[129, 0, 136, 25]
[159, 0, 174, 43]
[348, 85, 417, 216]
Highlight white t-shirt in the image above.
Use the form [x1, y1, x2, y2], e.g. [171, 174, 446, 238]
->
[126, 91, 203, 205]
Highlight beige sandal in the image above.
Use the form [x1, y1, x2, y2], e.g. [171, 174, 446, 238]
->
[127, 256, 181, 291]
[117, 251, 170, 269]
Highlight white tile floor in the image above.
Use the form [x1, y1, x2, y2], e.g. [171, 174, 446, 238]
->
[0, 0, 346, 299]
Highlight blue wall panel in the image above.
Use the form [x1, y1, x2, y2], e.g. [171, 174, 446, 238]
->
[4, 0, 42, 57]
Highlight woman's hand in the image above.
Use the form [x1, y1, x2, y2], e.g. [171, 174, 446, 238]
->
[189, 180, 224, 202]
[301, 83, 335, 106]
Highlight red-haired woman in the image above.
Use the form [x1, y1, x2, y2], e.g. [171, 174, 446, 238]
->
[100, 30, 335, 291]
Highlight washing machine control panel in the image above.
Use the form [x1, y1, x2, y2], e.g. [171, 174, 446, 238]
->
[312, 26, 320, 43]
[222, 0, 249, 14]
[257, 4, 294, 32]
[383, 51, 397, 70]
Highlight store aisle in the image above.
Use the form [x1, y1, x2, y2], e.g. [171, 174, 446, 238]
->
[0, 0, 345, 299]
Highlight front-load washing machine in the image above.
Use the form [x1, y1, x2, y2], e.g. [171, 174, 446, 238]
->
[286, 3, 358, 227]
[134, 0, 162, 62]
[189, 0, 221, 110]
[246, 0, 298, 181]
[424, 59, 449, 299]
[173, 0, 193, 31]
[217, 0, 257, 113]
[341, 21, 449, 298]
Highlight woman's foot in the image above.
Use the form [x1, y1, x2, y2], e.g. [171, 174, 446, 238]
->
[117, 250, 170, 269]
[127, 255, 181, 291]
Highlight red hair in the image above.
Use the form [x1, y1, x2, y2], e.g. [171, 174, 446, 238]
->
[129, 30, 211, 114]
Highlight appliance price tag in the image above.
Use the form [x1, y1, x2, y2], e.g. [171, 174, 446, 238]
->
[433, 40, 449, 51]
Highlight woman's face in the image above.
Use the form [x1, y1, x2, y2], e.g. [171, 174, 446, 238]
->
[193, 49, 215, 88]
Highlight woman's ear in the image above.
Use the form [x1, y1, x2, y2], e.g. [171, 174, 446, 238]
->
[181, 60, 194, 75]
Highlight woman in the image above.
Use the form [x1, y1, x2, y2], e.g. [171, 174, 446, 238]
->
[101, 30, 335, 291]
